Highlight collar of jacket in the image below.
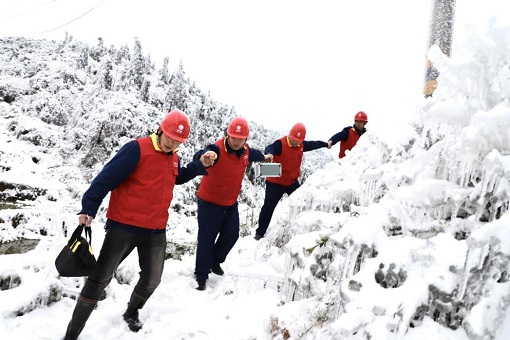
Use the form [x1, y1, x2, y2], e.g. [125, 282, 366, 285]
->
[286, 136, 301, 148]
[151, 133, 178, 155]
[351, 126, 365, 136]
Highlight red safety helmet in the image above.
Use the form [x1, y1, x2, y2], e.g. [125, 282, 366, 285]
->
[289, 122, 306, 143]
[160, 109, 190, 142]
[227, 117, 250, 139]
[354, 111, 368, 122]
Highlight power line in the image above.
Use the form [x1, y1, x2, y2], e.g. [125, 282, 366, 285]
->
[40, 0, 109, 34]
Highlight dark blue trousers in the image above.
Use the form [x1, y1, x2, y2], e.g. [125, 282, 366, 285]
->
[256, 180, 300, 237]
[194, 199, 240, 281]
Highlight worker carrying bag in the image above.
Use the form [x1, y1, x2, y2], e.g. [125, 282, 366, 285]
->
[55, 224, 98, 277]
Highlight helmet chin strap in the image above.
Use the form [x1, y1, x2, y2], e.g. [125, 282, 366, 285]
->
[156, 130, 163, 146]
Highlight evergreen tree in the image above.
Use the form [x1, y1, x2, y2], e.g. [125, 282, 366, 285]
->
[115, 44, 129, 65]
[63, 31, 72, 45]
[76, 46, 89, 69]
[100, 57, 113, 90]
[165, 62, 188, 111]
[130, 38, 145, 90]
[158, 57, 170, 84]
[141, 79, 150, 103]
[90, 37, 106, 62]
[146, 54, 154, 72]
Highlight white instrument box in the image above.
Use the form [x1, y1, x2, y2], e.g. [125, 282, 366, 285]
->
[254, 163, 282, 177]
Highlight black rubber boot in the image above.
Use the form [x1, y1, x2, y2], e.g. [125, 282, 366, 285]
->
[196, 279, 206, 291]
[122, 291, 147, 332]
[211, 262, 224, 276]
[64, 297, 96, 340]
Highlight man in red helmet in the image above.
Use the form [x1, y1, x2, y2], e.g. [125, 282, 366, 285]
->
[192, 117, 272, 290]
[254, 122, 329, 240]
[63, 109, 216, 339]
[328, 111, 368, 158]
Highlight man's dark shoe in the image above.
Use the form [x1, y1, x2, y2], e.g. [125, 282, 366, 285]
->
[254, 234, 263, 241]
[211, 262, 224, 276]
[123, 309, 143, 332]
[196, 279, 206, 291]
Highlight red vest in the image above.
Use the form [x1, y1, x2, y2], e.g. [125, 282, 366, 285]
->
[267, 136, 303, 186]
[106, 136, 179, 230]
[198, 139, 250, 206]
[339, 128, 360, 158]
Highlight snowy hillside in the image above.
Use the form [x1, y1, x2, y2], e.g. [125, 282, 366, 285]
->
[0, 35, 331, 239]
[1, 11, 510, 340]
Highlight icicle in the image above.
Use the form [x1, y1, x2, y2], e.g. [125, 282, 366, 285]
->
[340, 237, 360, 282]
[282, 251, 298, 301]
[359, 170, 381, 207]
[457, 240, 488, 300]
[420, 121, 463, 150]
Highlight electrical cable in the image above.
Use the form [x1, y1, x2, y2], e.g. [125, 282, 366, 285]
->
[40, 0, 109, 33]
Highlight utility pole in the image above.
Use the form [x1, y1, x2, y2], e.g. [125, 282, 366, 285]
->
[424, 0, 456, 97]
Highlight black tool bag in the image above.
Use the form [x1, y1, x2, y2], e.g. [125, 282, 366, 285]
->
[55, 224, 98, 277]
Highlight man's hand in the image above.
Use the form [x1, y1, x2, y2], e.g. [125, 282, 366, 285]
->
[264, 154, 274, 162]
[200, 151, 218, 167]
[79, 214, 93, 227]
[327, 140, 333, 149]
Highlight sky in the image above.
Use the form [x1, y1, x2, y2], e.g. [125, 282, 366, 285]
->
[2, 1, 510, 340]
[0, 0, 436, 141]
[2, 0, 507, 141]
